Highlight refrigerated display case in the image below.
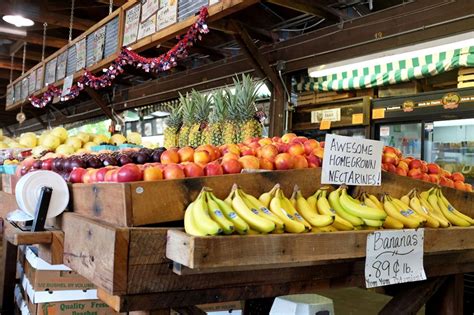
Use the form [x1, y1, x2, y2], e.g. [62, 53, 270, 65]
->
[372, 87, 474, 184]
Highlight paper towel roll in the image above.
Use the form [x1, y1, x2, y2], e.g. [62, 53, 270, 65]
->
[15, 170, 69, 219]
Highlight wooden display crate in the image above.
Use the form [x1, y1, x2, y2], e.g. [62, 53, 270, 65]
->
[70, 168, 325, 227]
[458, 67, 474, 88]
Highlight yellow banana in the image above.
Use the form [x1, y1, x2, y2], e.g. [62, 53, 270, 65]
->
[363, 218, 384, 228]
[391, 198, 426, 225]
[431, 190, 470, 227]
[419, 194, 450, 227]
[224, 187, 235, 206]
[383, 196, 421, 229]
[259, 184, 279, 208]
[420, 187, 435, 201]
[383, 216, 404, 229]
[206, 192, 235, 234]
[306, 189, 322, 212]
[269, 192, 306, 233]
[317, 190, 354, 231]
[437, 189, 474, 224]
[311, 225, 338, 233]
[209, 192, 249, 234]
[328, 188, 364, 226]
[404, 195, 440, 228]
[294, 186, 334, 227]
[184, 202, 207, 236]
[239, 189, 285, 233]
[280, 191, 312, 231]
[400, 194, 411, 206]
[340, 189, 387, 220]
[367, 193, 384, 211]
[192, 191, 222, 235]
[247, 229, 261, 235]
[232, 190, 276, 233]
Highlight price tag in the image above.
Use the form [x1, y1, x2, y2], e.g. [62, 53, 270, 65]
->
[365, 229, 426, 288]
[372, 108, 386, 119]
[352, 113, 364, 125]
[319, 120, 331, 130]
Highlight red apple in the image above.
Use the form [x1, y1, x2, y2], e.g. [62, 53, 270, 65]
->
[281, 133, 297, 143]
[143, 166, 163, 181]
[259, 158, 275, 170]
[163, 164, 185, 179]
[260, 144, 278, 161]
[194, 150, 211, 165]
[427, 163, 441, 174]
[409, 159, 422, 169]
[275, 153, 294, 170]
[69, 167, 87, 183]
[117, 164, 143, 182]
[204, 163, 224, 176]
[293, 155, 309, 169]
[303, 139, 319, 155]
[238, 155, 260, 170]
[178, 146, 194, 163]
[161, 150, 180, 165]
[183, 162, 204, 178]
[288, 143, 305, 156]
[221, 159, 243, 174]
[395, 167, 407, 176]
[452, 172, 465, 182]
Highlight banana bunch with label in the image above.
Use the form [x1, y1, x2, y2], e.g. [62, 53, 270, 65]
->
[380, 193, 427, 229]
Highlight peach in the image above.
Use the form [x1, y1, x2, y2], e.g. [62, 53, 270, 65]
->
[427, 163, 441, 174]
[275, 143, 289, 153]
[274, 153, 294, 170]
[452, 172, 465, 182]
[240, 146, 256, 156]
[386, 163, 397, 173]
[397, 160, 409, 172]
[222, 152, 240, 162]
[178, 146, 194, 163]
[291, 136, 308, 144]
[238, 155, 260, 170]
[454, 180, 466, 191]
[160, 150, 180, 165]
[196, 145, 217, 161]
[247, 141, 261, 150]
[258, 138, 273, 146]
[260, 144, 279, 161]
[306, 154, 321, 168]
[281, 133, 297, 143]
[382, 163, 389, 171]
[420, 163, 428, 174]
[288, 143, 305, 156]
[382, 152, 399, 165]
[164, 164, 185, 179]
[183, 162, 204, 178]
[259, 158, 275, 170]
[408, 168, 422, 179]
[194, 150, 211, 165]
[442, 169, 452, 179]
[465, 183, 473, 192]
[313, 147, 325, 159]
[395, 167, 407, 176]
[221, 159, 243, 174]
[409, 159, 422, 169]
[428, 174, 440, 184]
[421, 173, 431, 182]
[204, 163, 224, 176]
[303, 139, 319, 155]
[293, 155, 309, 169]
[271, 136, 282, 143]
[383, 146, 397, 155]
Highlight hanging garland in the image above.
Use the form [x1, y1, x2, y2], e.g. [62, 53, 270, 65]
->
[30, 7, 209, 108]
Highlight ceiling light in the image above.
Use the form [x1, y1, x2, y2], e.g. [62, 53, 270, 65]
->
[2, 15, 34, 27]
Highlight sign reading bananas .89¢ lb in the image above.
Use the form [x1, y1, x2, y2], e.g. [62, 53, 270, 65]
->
[365, 229, 426, 288]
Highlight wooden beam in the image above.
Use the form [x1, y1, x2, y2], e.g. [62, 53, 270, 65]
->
[0, 32, 67, 49]
[95, 0, 128, 6]
[0, 59, 25, 71]
[85, 87, 115, 121]
[0, 2, 95, 31]
[9, 41, 25, 55]
[266, 0, 350, 20]
[0, 47, 43, 62]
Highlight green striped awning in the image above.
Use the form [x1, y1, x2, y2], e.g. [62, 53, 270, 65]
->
[300, 46, 474, 92]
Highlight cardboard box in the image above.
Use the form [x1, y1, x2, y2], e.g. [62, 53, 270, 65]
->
[2, 173, 19, 194]
[171, 301, 243, 315]
[26, 297, 120, 315]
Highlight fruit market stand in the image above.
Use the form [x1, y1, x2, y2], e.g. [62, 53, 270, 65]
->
[2, 168, 474, 314]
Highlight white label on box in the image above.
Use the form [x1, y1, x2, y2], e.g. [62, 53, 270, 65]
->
[322, 134, 383, 186]
[322, 108, 341, 121]
[365, 229, 426, 288]
[380, 126, 390, 137]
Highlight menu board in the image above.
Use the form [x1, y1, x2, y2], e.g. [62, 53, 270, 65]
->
[21, 78, 28, 100]
[67, 46, 76, 76]
[157, 0, 177, 31]
[56, 51, 68, 80]
[45, 58, 57, 85]
[138, 15, 156, 40]
[93, 27, 106, 64]
[104, 17, 120, 58]
[6, 86, 13, 106]
[141, 0, 159, 22]
[123, 4, 141, 46]
[14, 83, 21, 103]
[178, 0, 207, 21]
[36, 67, 44, 90]
[76, 39, 86, 70]
[28, 71, 36, 94]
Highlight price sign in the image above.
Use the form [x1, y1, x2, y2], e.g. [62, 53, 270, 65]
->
[322, 134, 383, 186]
[365, 229, 426, 288]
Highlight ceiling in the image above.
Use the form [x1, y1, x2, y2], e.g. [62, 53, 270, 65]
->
[0, 0, 416, 133]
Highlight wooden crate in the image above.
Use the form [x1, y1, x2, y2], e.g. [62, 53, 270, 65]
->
[458, 67, 474, 88]
[70, 168, 326, 227]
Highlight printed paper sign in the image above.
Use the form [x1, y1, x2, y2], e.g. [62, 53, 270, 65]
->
[61, 75, 74, 97]
[322, 134, 383, 186]
[156, 1, 177, 31]
[365, 229, 426, 288]
[6, 87, 13, 106]
[56, 51, 67, 80]
[123, 4, 141, 46]
[380, 126, 390, 137]
[75, 39, 86, 71]
[45, 58, 57, 85]
[141, 0, 159, 22]
[28, 71, 36, 94]
[93, 27, 106, 63]
[36, 67, 44, 90]
[138, 15, 157, 40]
[311, 108, 341, 123]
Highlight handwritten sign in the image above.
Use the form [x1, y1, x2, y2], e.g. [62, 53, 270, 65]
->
[56, 51, 68, 80]
[365, 229, 426, 288]
[141, 0, 159, 22]
[45, 58, 57, 85]
[6, 86, 13, 106]
[322, 134, 383, 186]
[28, 71, 36, 94]
[123, 4, 141, 46]
[138, 15, 156, 40]
[93, 27, 106, 63]
[61, 75, 74, 97]
[21, 78, 28, 100]
[156, 0, 177, 31]
[75, 39, 86, 71]
[36, 67, 44, 90]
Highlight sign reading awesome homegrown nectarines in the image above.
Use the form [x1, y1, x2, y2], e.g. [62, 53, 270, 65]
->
[322, 134, 383, 186]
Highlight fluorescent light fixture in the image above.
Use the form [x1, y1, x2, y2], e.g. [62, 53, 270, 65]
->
[0, 26, 26, 36]
[309, 31, 474, 78]
[433, 119, 474, 127]
[2, 15, 34, 27]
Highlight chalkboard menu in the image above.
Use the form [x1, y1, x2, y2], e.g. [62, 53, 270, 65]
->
[6, 87, 13, 106]
[178, 0, 207, 21]
[138, 15, 156, 40]
[157, 0, 177, 31]
[36, 67, 44, 90]
[86, 33, 95, 67]
[45, 58, 57, 85]
[28, 71, 36, 94]
[67, 46, 77, 76]
[56, 51, 68, 81]
[76, 39, 86, 70]
[123, 4, 141, 46]
[21, 78, 28, 100]
[14, 83, 21, 103]
[104, 17, 120, 58]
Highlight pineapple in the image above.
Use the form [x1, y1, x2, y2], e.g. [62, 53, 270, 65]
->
[163, 104, 182, 149]
[223, 86, 240, 144]
[178, 93, 194, 148]
[188, 90, 211, 147]
[204, 90, 227, 146]
[237, 74, 262, 142]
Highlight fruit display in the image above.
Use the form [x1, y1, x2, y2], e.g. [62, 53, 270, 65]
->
[382, 146, 472, 192]
[184, 183, 474, 236]
[164, 74, 264, 148]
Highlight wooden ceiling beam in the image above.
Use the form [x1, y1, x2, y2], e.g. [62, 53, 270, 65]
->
[0, 32, 67, 49]
[0, 46, 44, 62]
[266, 0, 350, 20]
[0, 69, 20, 80]
[95, 0, 128, 7]
[0, 2, 95, 31]
[0, 59, 27, 71]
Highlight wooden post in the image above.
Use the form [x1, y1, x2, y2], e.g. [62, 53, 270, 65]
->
[426, 274, 464, 315]
[0, 237, 18, 313]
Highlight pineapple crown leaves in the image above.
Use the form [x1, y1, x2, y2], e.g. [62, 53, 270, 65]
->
[179, 92, 195, 125]
[224, 86, 240, 122]
[209, 90, 227, 123]
[165, 104, 182, 129]
[190, 89, 212, 123]
[233, 74, 261, 120]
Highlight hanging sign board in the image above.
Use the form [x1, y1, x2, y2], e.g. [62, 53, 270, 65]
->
[365, 229, 426, 288]
[138, 15, 157, 40]
[93, 27, 106, 64]
[141, 0, 159, 22]
[6, 86, 13, 106]
[156, 0, 177, 31]
[61, 75, 74, 97]
[322, 134, 383, 186]
[56, 51, 68, 81]
[45, 58, 57, 85]
[124, 4, 141, 46]
[21, 78, 28, 100]
[28, 71, 36, 94]
[75, 39, 86, 71]
[36, 67, 44, 90]
[14, 83, 21, 103]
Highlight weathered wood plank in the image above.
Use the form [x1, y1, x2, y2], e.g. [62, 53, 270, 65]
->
[4, 221, 53, 245]
[0, 191, 18, 219]
[62, 213, 129, 295]
[426, 274, 464, 315]
[38, 230, 64, 265]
